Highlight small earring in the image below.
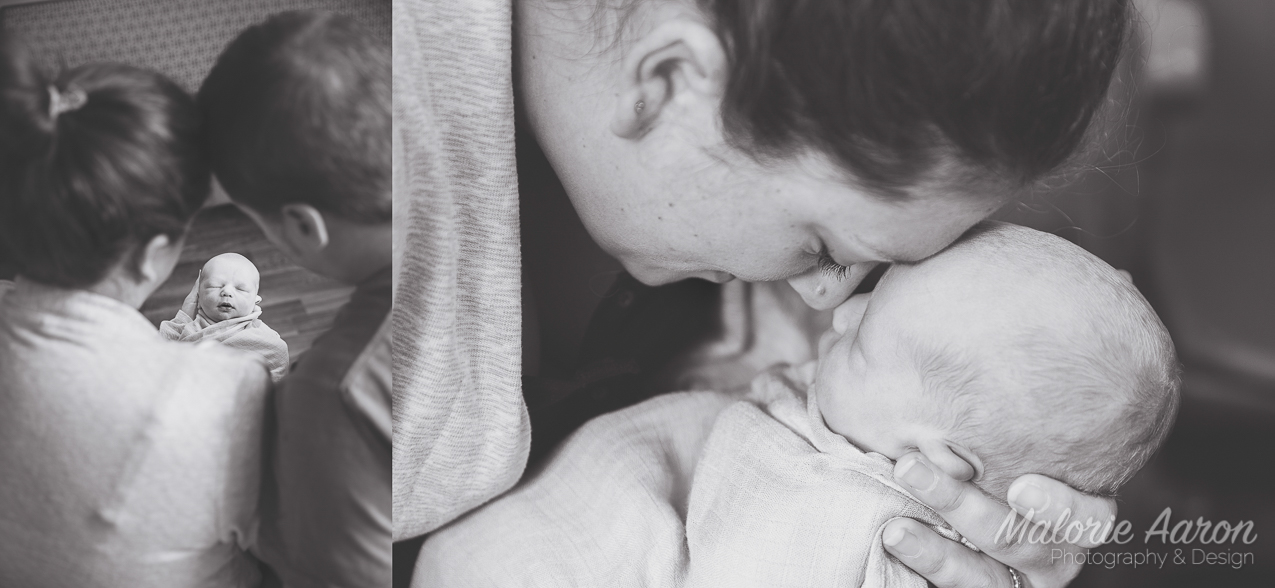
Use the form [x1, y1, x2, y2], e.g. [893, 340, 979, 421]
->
[634, 100, 645, 113]
[814, 284, 827, 296]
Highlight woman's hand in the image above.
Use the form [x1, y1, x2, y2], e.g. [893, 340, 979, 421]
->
[884, 453, 1116, 588]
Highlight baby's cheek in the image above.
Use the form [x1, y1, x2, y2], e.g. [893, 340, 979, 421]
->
[816, 381, 854, 436]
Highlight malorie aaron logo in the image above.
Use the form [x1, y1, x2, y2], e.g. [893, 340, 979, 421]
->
[995, 507, 1258, 570]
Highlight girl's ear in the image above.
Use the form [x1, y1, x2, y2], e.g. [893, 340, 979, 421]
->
[610, 18, 727, 139]
[917, 438, 984, 483]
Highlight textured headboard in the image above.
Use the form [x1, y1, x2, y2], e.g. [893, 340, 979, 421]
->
[2, 0, 389, 93]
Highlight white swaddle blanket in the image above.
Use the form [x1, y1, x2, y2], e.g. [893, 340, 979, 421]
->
[418, 363, 964, 587]
[159, 307, 289, 383]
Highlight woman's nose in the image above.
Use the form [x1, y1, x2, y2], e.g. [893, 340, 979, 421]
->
[785, 262, 880, 311]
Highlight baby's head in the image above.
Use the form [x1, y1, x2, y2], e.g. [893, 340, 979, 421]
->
[197, 253, 261, 323]
[814, 222, 1180, 499]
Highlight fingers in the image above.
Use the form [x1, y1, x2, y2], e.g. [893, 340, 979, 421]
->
[894, 454, 1011, 547]
[1008, 474, 1118, 549]
[893, 453, 1086, 587]
[883, 518, 1017, 588]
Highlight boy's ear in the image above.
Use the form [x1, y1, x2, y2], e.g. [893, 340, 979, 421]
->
[278, 203, 331, 255]
[611, 18, 727, 139]
[917, 438, 984, 483]
[135, 233, 180, 285]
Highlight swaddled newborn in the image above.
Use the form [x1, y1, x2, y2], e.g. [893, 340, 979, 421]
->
[417, 222, 1180, 588]
[678, 222, 1181, 586]
[813, 222, 1180, 501]
[160, 253, 290, 382]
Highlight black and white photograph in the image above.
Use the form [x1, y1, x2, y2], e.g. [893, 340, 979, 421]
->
[0, 0, 390, 586]
[394, 1, 1271, 588]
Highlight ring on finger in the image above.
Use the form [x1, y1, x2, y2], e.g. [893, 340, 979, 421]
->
[1007, 567, 1023, 588]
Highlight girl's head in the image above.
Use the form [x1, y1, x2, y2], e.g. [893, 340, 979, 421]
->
[0, 37, 209, 304]
[516, 0, 1130, 309]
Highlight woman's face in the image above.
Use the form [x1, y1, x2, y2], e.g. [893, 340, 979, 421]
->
[517, 0, 1005, 309]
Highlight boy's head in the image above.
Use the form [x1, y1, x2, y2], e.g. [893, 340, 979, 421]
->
[198, 10, 390, 283]
[814, 222, 1180, 500]
[197, 253, 260, 323]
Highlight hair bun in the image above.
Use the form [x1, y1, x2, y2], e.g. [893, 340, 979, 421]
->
[48, 85, 88, 118]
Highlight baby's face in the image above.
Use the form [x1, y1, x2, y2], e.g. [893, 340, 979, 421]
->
[812, 270, 931, 460]
[812, 261, 1003, 460]
[197, 255, 261, 322]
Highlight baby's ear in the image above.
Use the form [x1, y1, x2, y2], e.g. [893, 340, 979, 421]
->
[917, 438, 983, 483]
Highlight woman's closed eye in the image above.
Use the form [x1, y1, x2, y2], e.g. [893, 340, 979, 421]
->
[817, 247, 852, 282]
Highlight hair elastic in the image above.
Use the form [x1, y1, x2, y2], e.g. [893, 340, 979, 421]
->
[49, 85, 88, 119]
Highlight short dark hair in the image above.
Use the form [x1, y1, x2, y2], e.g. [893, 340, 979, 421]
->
[199, 10, 391, 223]
[697, 0, 1131, 197]
[0, 36, 210, 289]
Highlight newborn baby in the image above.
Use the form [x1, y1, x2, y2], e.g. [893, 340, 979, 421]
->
[678, 222, 1181, 586]
[416, 222, 1180, 588]
[160, 253, 290, 382]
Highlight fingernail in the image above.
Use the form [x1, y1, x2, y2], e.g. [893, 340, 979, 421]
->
[1008, 482, 1050, 512]
[896, 457, 935, 492]
[883, 525, 921, 558]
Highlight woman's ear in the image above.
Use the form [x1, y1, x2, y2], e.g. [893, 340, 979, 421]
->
[611, 18, 727, 139]
[917, 438, 985, 483]
[278, 203, 331, 256]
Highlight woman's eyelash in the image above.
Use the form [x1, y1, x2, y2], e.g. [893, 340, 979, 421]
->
[817, 247, 851, 281]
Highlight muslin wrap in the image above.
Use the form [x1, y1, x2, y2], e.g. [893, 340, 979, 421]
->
[159, 308, 289, 383]
[417, 363, 964, 587]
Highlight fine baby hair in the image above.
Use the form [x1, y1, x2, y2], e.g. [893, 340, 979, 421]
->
[905, 223, 1180, 500]
[199, 10, 390, 223]
[0, 35, 209, 289]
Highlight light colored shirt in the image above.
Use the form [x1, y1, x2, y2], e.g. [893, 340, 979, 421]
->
[0, 278, 269, 588]
[257, 267, 391, 588]
[392, 0, 531, 540]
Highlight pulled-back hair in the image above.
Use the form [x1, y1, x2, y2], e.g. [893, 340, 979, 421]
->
[632, 0, 1131, 197]
[0, 36, 209, 289]
[198, 10, 391, 223]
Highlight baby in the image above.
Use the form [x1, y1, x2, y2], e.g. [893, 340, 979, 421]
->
[160, 253, 290, 382]
[676, 221, 1181, 586]
[417, 222, 1180, 588]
